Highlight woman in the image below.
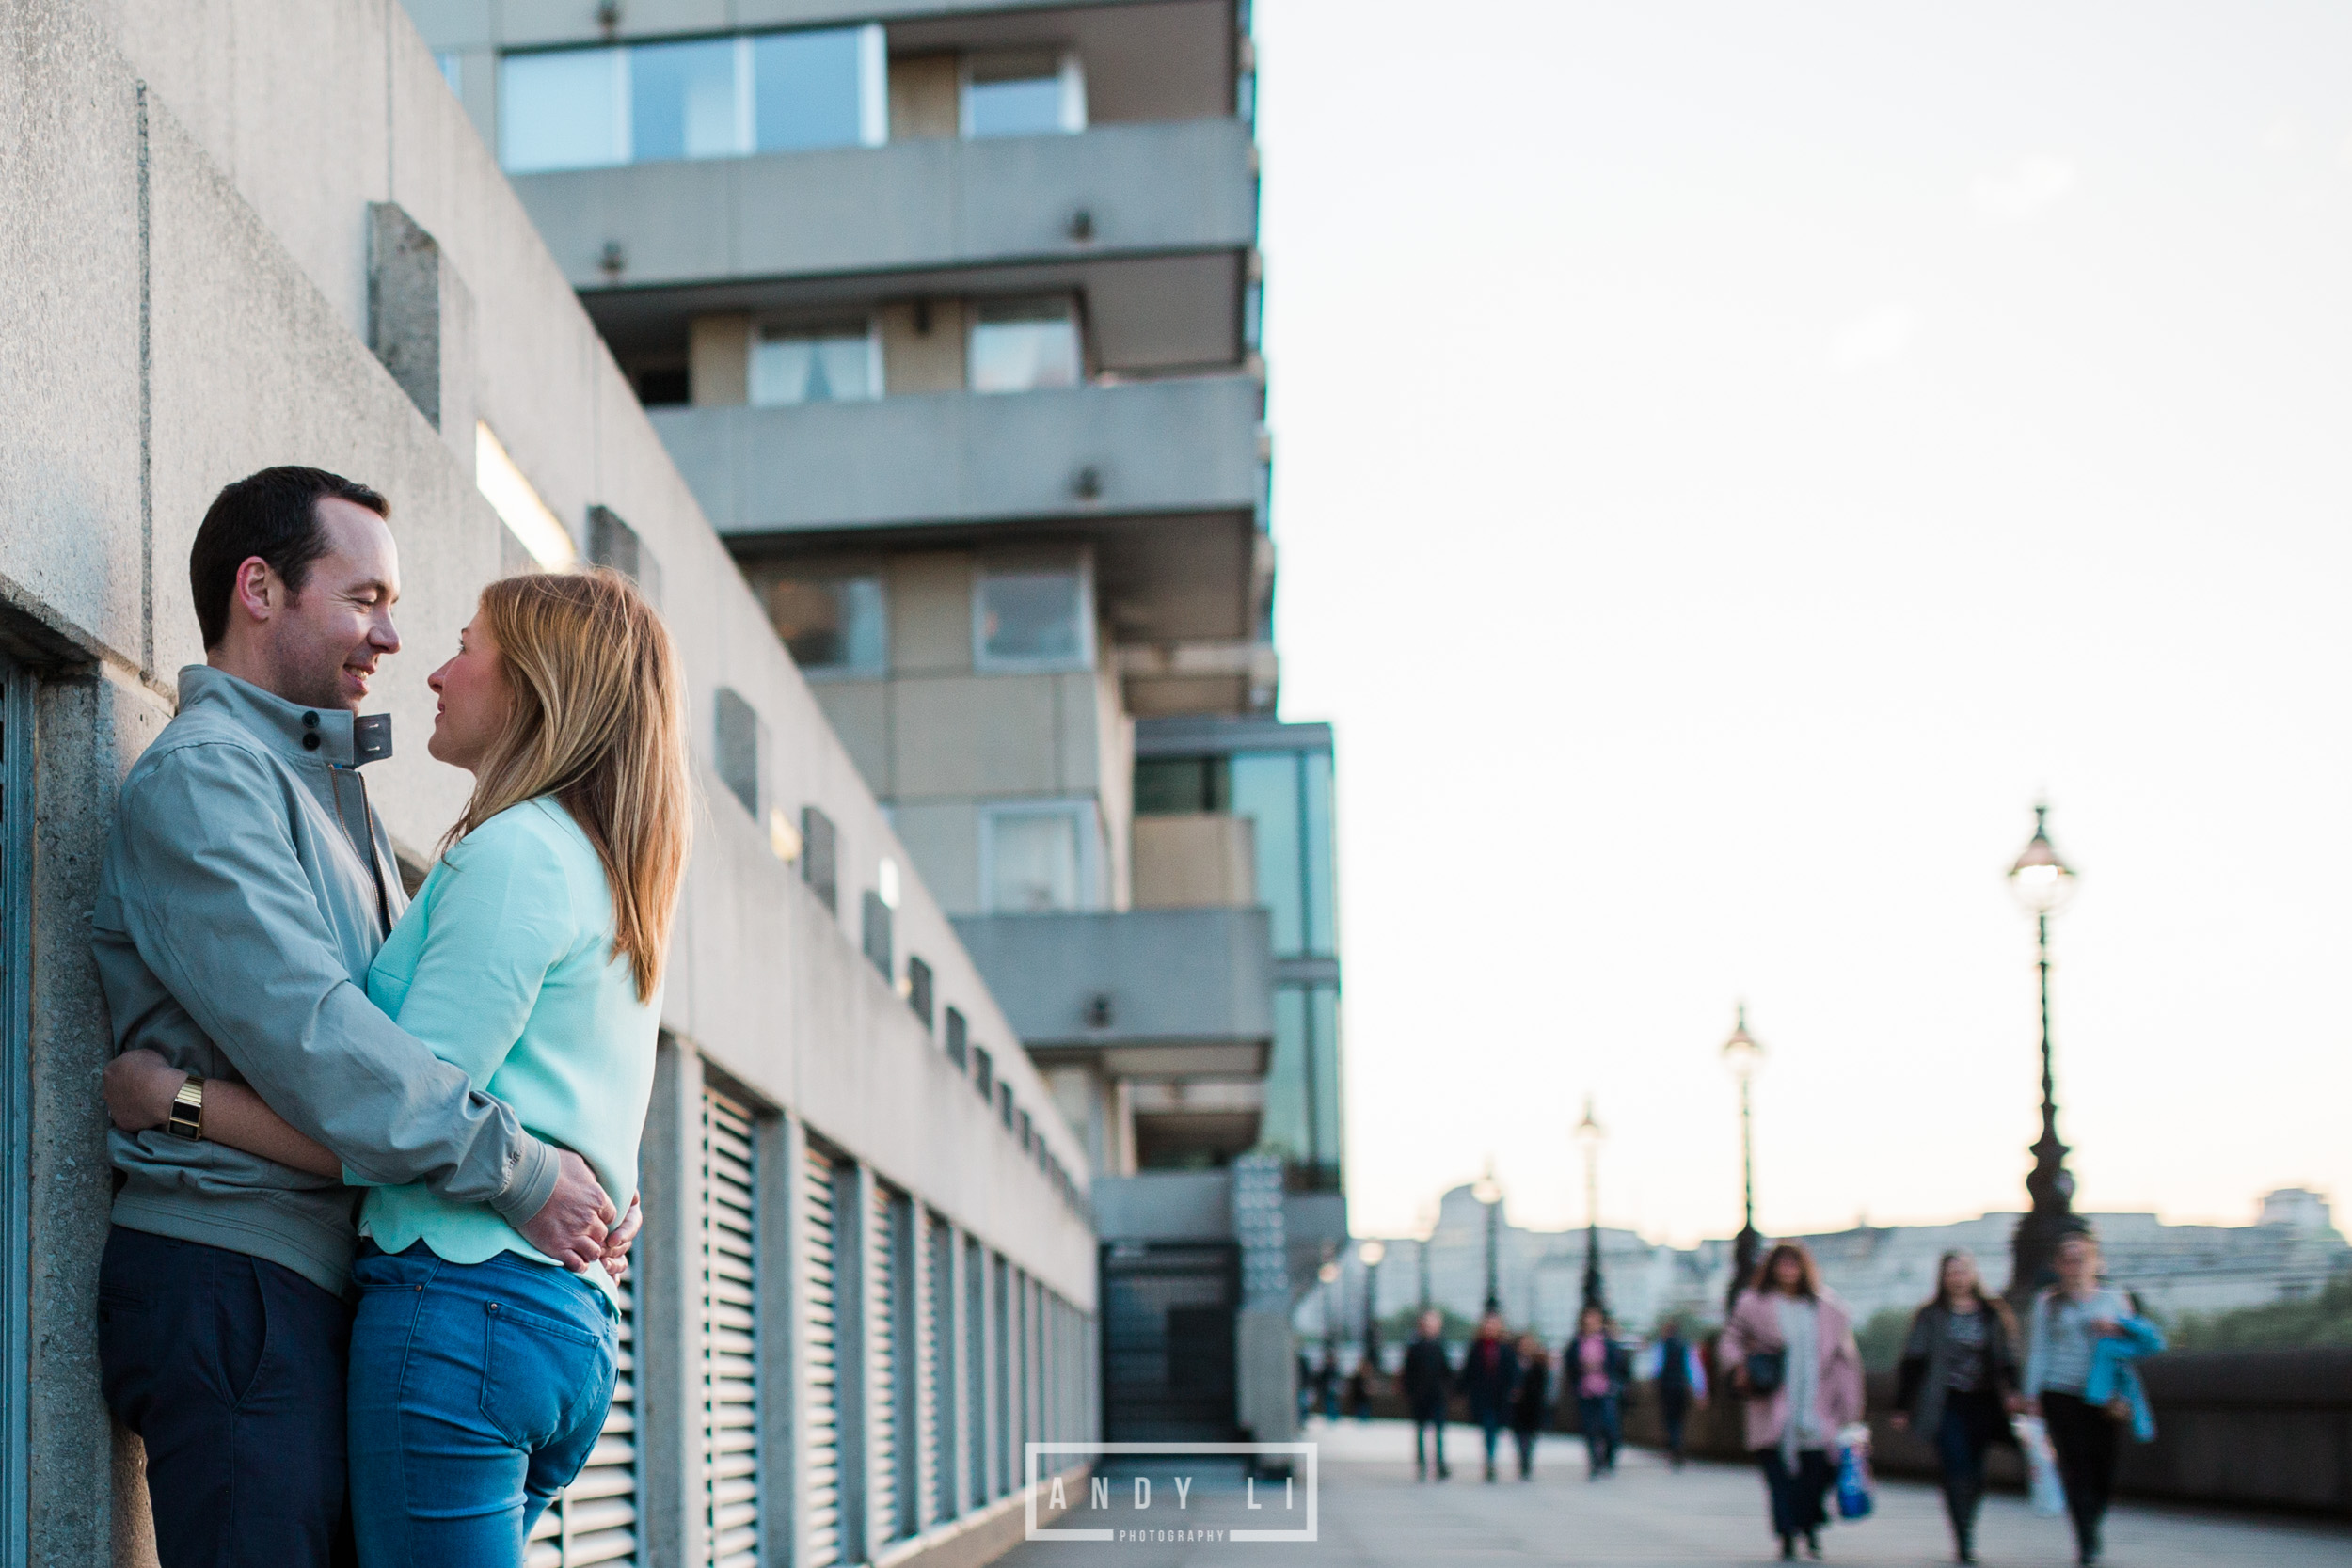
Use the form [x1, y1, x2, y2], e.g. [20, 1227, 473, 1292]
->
[1720, 1243, 1865, 1562]
[1891, 1252, 2022, 1564]
[2024, 1232, 2144, 1567]
[108, 570, 690, 1565]
[1508, 1331, 1552, 1480]
[1565, 1306, 1630, 1478]
[1457, 1310, 1521, 1482]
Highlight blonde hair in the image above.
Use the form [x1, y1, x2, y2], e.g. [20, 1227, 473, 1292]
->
[445, 569, 691, 1001]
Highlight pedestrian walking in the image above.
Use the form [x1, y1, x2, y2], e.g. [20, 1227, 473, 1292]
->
[1346, 1357, 1375, 1422]
[1317, 1353, 1341, 1421]
[1890, 1251, 2022, 1564]
[1509, 1332, 1552, 1480]
[1566, 1306, 1631, 1478]
[1401, 1309, 1454, 1481]
[1645, 1314, 1709, 1468]
[1459, 1310, 1522, 1482]
[2024, 1233, 2164, 1567]
[1719, 1243, 1865, 1562]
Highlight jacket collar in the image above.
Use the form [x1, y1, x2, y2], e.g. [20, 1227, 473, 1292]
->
[178, 664, 389, 768]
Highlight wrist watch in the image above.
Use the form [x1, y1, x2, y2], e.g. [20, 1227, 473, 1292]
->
[167, 1076, 206, 1140]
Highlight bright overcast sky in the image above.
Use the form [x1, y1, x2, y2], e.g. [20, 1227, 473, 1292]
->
[1256, 1, 2352, 1247]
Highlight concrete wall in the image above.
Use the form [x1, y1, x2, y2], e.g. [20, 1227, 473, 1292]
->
[0, 0, 1099, 1560]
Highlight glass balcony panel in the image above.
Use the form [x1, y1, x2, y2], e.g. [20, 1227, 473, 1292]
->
[631, 37, 740, 162]
[987, 811, 1083, 913]
[755, 27, 866, 152]
[1230, 753, 1302, 956]
[765, 574, 885, 674]
[969, 308, 1079, 395]
[500, 47, 627, 173]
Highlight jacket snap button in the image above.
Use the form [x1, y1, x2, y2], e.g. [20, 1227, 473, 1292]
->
[301, 733, 321, 751]
[302, 712, 320, 729]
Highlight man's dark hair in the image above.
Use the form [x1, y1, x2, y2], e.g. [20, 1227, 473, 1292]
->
[189, 467, 389, 648]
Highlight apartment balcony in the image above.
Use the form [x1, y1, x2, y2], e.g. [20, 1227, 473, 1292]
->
[652, 373, 1265, 539]
[951, 906, 1272, 1076]
[522, 119, 1258, 372]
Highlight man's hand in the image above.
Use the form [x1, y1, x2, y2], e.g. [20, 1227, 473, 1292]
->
[600, 1195, 643, 1283]
[104, 1050, 188, 1132]
[517, 1149, 615, 1272]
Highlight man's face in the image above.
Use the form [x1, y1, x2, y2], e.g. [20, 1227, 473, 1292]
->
[262, 499, 402, 710]
[1419, 1310, 1441, 1338]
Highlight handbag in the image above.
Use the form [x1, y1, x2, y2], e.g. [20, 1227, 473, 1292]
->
[1745, 1348, 1787, 1395]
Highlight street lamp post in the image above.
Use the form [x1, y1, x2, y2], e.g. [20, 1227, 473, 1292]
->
[1359, 1240, 1387, 1371]
[2007, 801, 2085, 1303]
[1472, 1165, 1503, 1316]
[1576, 1098, 1606, 1313]
[1721, 1006, 1766, 1311]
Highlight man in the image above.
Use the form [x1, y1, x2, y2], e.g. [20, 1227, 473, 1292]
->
[1459, 1310, 1522, 1482]
[1401, 1309, 1454, 1481]
[1646, 1313, 1709, 1469]
[93, 467, 631, 1567]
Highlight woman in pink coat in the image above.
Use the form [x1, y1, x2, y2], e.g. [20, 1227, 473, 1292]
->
[1718, 1243, 1866, 1561]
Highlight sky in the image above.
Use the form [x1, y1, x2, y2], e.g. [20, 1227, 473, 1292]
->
[1253, 1, 2352, 1247]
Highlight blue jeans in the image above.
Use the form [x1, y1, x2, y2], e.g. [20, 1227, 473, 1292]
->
[348, 1243, 618, 1568]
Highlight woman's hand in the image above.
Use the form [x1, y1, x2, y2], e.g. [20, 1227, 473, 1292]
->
[1729, 1364, 1749, 1395]
[2002, 1392, 2026, 1416]
[600, 1195, 643, 1282]
[104, 1050, 187, 1132]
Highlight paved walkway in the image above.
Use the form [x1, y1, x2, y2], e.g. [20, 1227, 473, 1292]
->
[998, 1418, 2351, 1567]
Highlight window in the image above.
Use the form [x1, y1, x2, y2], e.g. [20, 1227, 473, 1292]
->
[972, 1046, 993, 1101]
[499, 24, 882, 174]
[980, 802, 1097, 913]
[714, 688, 763, 818]
[802, 805, 838, 912]
[961, 50, 1085, 138]
[752, 325, 879, 407]
[944, 1006, 968, 1069]
[974, 562, 1089, 671]
[968, 301, 1080, 395]
[587, 504, 662, 609]
[862, 890, 893, 980]
[997, 1083, 1015, 1132]
[1134, 756, 1230, 816]
[765, 572, 885, 675]
[1018, 1110, 1032, 1152]
[907, 956, 933, 1029]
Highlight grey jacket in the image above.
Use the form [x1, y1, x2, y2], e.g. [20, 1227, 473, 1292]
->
[94, 666, 558, 1294]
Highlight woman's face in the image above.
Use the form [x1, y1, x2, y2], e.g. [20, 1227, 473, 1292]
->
[427, 612, 514, 773]
[1580, 1308, 1604, 1337]
[1771, 1252, 1804, 1291]
[1942, 1255, 1979, 1300]
[2057, 1237, 2098, 1290]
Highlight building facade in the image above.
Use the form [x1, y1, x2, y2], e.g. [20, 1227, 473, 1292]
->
[0, 2, 1099, 1565]
[400, 0, 1345, 1447]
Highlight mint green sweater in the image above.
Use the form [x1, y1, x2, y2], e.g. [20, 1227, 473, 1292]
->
[355, 798, 660, 1302]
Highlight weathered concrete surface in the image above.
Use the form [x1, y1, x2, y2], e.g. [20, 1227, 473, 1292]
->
[991, 1418, 2352, 1568]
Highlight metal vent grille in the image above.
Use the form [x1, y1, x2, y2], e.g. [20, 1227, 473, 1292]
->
[699, 1089, 759, 1568]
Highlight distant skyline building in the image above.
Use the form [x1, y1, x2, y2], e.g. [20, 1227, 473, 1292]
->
[1324, 1184, 2351, 1351]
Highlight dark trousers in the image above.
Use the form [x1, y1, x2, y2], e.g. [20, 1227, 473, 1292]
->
[98, 1227, 356, 1568]
[1755, 1447, 1835, 1543]
[1412, 1410, 1449, 1477]
[1475, 1408, 1505, 1474]
[1660, 1392, 1691, 1465]
[2042, 1391, 2121, 1556]
[1510, 1419, 1541, 1478]
[1934, 1391, 2003, 1549]
[1577, 1394, 1621, 1473]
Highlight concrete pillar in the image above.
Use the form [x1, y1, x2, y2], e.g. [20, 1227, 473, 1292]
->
[636, 1037, 703, 1568]
[365, 202, 476, 474]
[688, 315, 752, 406]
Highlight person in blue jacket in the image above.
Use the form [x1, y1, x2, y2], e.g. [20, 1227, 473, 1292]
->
[2023, 1233, 2166, 1567]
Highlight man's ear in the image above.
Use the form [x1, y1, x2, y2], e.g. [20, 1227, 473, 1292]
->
[231, 556, 278, 625]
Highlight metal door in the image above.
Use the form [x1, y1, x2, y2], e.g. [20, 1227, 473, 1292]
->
[1101, 1242, 1240, 1442]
